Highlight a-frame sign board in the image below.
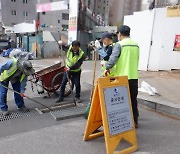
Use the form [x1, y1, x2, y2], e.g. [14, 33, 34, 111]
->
[84, 76, 138, 154]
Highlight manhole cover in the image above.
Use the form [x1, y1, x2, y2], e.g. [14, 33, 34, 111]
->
[0, 110, 38, 122]
[50, 105, 87, 121]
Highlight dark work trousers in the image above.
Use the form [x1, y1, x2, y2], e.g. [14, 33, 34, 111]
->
[59, 70, 81, 98]
[128, 79, 139, 124]
[0, 80, 25, 111]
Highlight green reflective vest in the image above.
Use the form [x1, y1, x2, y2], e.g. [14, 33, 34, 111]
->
[66, 46, 84, 72]
[0, 58, 25, 82]
[114, 38, 139, 79]
[101, 43, 116, 76]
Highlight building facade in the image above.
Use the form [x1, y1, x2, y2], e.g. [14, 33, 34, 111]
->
[1, 0, 36, 26]
[95, 0, 110, 25]
[141, 0, 180, 10]
[109, 0, 124, 26]
[109, 0, 142, 26]
[78, 0, 103, 53]
[0, 0, 69, 34]
[37, 0, 69, 34]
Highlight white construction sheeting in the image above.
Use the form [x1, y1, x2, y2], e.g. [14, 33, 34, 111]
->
[149, 8, 180, 71]
[124, 10, 154, 71]
[124, 8, 180, 71]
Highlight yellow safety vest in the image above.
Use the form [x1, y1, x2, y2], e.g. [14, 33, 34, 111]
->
[66, 46, 84, 72]
[0, 58, 25, 82]
[115, 38, 139, 79]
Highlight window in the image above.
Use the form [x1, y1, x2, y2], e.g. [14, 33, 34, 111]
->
[58, 20, 60, 23]
[11, 10, 16, 15]
[23, 0, 27, 4]
[62, 24, 68, 31]
[62, 13, 69, 20]
[23, 11, 28, 16]
[42, 12, 46, 15]
[11, 0, 16, 2]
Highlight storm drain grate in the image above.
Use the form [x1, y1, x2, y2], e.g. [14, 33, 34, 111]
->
[0, 110, 38, 122]
[50, 105, 87, 121]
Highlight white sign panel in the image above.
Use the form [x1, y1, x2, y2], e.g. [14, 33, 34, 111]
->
[68, 0, 78, 44]
[103, 86, 133, 136]
[51, 1, 68, 12]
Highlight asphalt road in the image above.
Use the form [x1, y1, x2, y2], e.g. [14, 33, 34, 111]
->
[0, 104, 180, 154]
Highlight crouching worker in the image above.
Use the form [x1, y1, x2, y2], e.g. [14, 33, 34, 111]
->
[56, 40, 85, 104]
[0, 57, 35, 116]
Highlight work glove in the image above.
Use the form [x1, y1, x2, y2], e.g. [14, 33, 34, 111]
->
[95, 40, 101, 49]
[64, 67, 69, 72]
[58, 40, 63, 45]
[100, 60, 106, 67]
[20, 93, 25, 97]
[104, 70, 110, 76]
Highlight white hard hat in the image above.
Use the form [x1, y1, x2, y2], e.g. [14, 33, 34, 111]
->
[17, 60, 35, 76]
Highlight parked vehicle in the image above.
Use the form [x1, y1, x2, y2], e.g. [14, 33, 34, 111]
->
[0, 39, 11, 53]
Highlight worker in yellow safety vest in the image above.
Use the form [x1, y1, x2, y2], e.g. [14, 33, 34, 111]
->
[95, 32, 116, 76]
[0, 57, 35, 116]
[105, 25, 140, 128]
[56, 40, 85, 104]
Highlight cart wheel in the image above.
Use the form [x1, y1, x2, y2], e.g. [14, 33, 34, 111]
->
[51, 72, 72, 97]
